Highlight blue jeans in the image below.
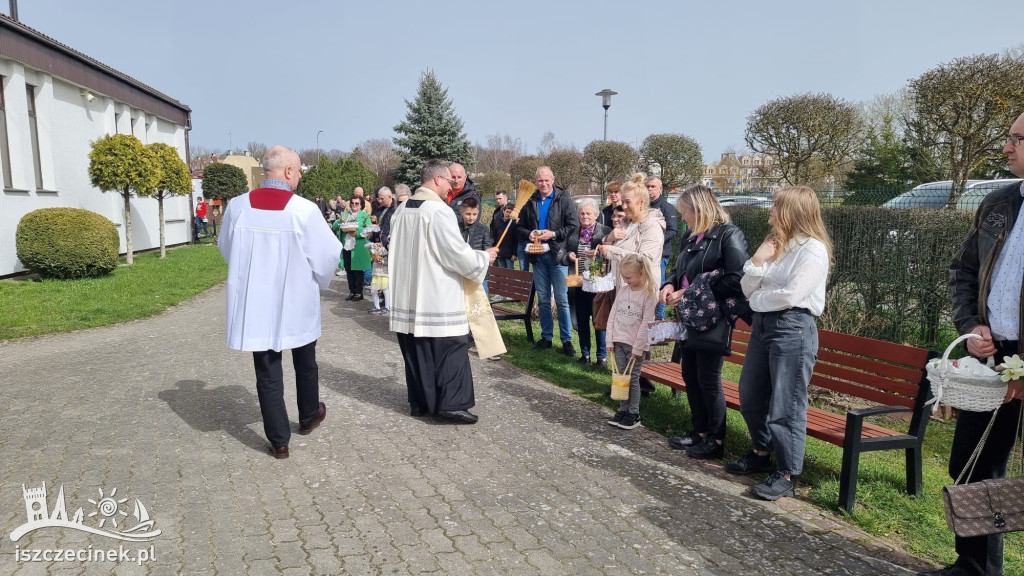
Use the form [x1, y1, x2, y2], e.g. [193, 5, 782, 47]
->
[531, 252, 571, 343]
[656, 256, 669, 319]
[517, 241, 530, 272]
[496, 257, 515, 269]
[572, 288, 605, 359]
[364, 269, 372, 286]
[738, 309, 817, 476]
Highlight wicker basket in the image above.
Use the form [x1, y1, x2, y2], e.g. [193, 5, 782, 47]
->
[609, 356, 636, 401]
[566, 260, 583, 288]
[582, 270, 616, 293]
[926, 333, 1008, 413]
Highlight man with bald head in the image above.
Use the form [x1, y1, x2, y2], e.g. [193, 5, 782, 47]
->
[937, 112, 1024, 576]
[517, 166, 580, 356]
[219, 145, 341, 459]
[446, 162, 481, 225]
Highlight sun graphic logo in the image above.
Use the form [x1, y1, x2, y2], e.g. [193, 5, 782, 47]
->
[10, 482, 161, 543]
[87, 488, 129, 530]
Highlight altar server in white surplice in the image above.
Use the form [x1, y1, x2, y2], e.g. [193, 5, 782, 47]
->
[388, 159, 499, 424]
[218, 145, 341, 459]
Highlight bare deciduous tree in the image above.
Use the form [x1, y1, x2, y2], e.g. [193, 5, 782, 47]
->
[353, 138, 400, 186]
[904, 52, 1024, 206]
[745, 92, 863, 187]
[474, 133, 524, 173]
[247, 141, 267, 162]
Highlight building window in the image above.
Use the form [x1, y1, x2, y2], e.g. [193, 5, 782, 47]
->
[0, 77, 12, 189]
[26, 85, 43, 190]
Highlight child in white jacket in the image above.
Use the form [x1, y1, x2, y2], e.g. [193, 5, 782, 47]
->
[606, 253, 659, 430]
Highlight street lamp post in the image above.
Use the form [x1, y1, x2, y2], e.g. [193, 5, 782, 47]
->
[595, 89, 617, 141]
[595, 89, 617, 200]
[316, 130, 324, 166]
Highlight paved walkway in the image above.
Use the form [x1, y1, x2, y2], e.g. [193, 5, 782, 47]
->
[0, 278, 935, 575]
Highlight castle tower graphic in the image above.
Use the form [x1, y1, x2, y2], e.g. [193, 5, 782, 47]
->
[23, 483, 48, 523]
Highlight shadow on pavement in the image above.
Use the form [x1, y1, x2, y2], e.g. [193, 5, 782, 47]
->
[159, 380, 267, 453]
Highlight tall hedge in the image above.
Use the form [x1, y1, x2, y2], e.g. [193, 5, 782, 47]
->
[16, 208, 120, 278]
[711, 206, 973, 349]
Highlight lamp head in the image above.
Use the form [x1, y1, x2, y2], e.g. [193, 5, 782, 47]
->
[595, 89, 617, 110]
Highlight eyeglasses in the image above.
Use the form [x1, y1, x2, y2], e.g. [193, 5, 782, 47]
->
[1008, 135, 1024, 147]
[436, 175, 455, 186]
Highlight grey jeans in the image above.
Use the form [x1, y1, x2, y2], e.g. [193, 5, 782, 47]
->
[614, 342, 643, 415]
[737, 308, 817, 476]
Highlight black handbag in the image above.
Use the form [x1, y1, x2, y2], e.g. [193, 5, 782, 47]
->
[682, 317, 732, 356]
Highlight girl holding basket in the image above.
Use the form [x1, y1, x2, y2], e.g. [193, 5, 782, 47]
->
[606, 253, 659, 430]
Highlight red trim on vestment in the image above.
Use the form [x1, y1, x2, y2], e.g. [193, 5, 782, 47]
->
[249, 188, 294, 210]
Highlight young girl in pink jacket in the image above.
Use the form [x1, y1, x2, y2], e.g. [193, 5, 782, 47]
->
[606, 253, 659, 430]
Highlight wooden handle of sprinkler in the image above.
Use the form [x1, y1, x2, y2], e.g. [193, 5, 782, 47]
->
[494, 220, 513, 250]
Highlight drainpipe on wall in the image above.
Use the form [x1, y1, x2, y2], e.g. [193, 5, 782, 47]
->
[9, 0, 17, 21]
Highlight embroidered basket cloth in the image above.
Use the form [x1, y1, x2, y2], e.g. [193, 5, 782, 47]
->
[926, 333, 1008, 413]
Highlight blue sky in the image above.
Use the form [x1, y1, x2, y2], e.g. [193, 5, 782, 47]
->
[16, 0, 1022, 163]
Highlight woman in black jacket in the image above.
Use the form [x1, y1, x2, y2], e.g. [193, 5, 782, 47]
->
[659, 185, 749, 459]
[559, 198, 610, 366]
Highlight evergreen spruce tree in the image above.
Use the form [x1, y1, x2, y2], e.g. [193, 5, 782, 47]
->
[392, 70, 474, 186]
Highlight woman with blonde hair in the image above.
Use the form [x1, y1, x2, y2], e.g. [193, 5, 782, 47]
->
[596, 173, 665, 286]
[725, 186, 833, 501]
[660, 185, 749, 459]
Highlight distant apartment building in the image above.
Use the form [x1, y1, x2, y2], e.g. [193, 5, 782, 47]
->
[0, 14, 192, 276]
[703, 152, 778, 192]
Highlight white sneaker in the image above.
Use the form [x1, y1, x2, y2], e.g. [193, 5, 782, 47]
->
[335, 270, 344, 277]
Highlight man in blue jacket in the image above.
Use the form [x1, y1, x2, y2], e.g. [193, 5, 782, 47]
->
[517, 166, 580, 356]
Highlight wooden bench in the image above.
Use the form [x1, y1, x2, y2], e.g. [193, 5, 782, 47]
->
[641, 320, 934, 513]
[488, 266, 536, 343]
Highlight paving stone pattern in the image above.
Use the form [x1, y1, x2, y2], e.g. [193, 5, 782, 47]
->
[0, 280, 933, 575]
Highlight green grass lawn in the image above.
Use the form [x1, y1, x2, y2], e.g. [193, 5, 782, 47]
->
[496, 312, 1022, 571]
[0, 243, 227, 340]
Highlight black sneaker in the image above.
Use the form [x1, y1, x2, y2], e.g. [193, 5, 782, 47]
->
[686, 437, 724, 460]
[725, 451, 773, 476]
[562, 341, 576, 357]
[607, 410, 627, 426]
[534, 339, 553, 351]
[616, 413, 641, 430]
[668, 431, 703, 450]
[751, 471, 795, 501]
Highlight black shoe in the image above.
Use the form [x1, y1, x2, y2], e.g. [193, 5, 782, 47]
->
[668, 431, 703, 450]
[725, 451, 774, 476]
[686, 437, 724, 460]
[918, 567, 970, 576]
[437, 409, 479, 424]
[352, 294, 364, 301]
[577, 355, 590, 365]
[751, 471, 795, 501]
[410, 404, 426, 417]
[595, 358, 608, 368]
[562, 341, 575, 357]
[616, 413, 641, 430]
[534, 339, 552, 351]
[607, 410, 627, 426]
[345, 294, 356, 301]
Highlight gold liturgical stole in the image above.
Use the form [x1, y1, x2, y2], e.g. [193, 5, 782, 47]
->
[465, 279, 507, 358]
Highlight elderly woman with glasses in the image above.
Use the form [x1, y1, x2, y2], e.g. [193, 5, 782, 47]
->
[333, 195, 372, 301]
[559, 198, 611, 366]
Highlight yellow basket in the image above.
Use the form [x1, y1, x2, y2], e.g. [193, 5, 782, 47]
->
[609, 355, 636, 401]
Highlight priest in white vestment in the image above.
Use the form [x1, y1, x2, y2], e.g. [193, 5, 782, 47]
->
[389, 159, 498, 423]
[219, 146, 342, 458]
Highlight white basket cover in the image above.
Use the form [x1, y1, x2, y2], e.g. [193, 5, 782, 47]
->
[582, 270, 616, 293]
[926, 333, 1008, 413]
[648, 320, 685, 346]
[361, 225, 380, 239]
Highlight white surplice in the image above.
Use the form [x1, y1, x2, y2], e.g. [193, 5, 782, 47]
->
[219, 191, 342, 352]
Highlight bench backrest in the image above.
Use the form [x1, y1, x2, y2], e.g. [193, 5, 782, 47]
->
[728, 320, 931, 410]
[488, 266, 534, 302]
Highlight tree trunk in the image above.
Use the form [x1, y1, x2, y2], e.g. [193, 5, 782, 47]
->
[158, 194, 166, 259]
[123, 188, 134, 265]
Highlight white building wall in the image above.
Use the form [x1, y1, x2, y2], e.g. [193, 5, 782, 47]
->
[0, 57, 190, 276]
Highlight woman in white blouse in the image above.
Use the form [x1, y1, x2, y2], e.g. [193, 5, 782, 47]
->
[724, 186, 833, 501]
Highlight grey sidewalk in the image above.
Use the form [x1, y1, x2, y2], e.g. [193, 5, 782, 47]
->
[0, 280, 933, 575]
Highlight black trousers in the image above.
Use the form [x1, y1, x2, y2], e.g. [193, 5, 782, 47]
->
[681, 347, 728, 441]
[252, 340, 320, 448]
[396, 332, 474, 414]
[343, 250, 364, 295]
[948, 339, 1023, 576]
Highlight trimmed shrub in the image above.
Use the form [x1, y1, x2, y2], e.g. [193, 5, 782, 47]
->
[16, 208, 120, 278]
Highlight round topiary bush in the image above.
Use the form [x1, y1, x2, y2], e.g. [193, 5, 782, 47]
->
[16, 208, 120, 279]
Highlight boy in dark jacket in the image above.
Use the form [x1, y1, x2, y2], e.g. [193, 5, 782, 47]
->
[459, 198, 493, 294]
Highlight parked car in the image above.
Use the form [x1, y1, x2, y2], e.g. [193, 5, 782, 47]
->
[717, 195, 772, 208]
[882, 180, 985, 209]
[955, 179, 1024, 211]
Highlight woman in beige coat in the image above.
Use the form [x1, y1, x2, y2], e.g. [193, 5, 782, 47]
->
[595, 172, 666, 287]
